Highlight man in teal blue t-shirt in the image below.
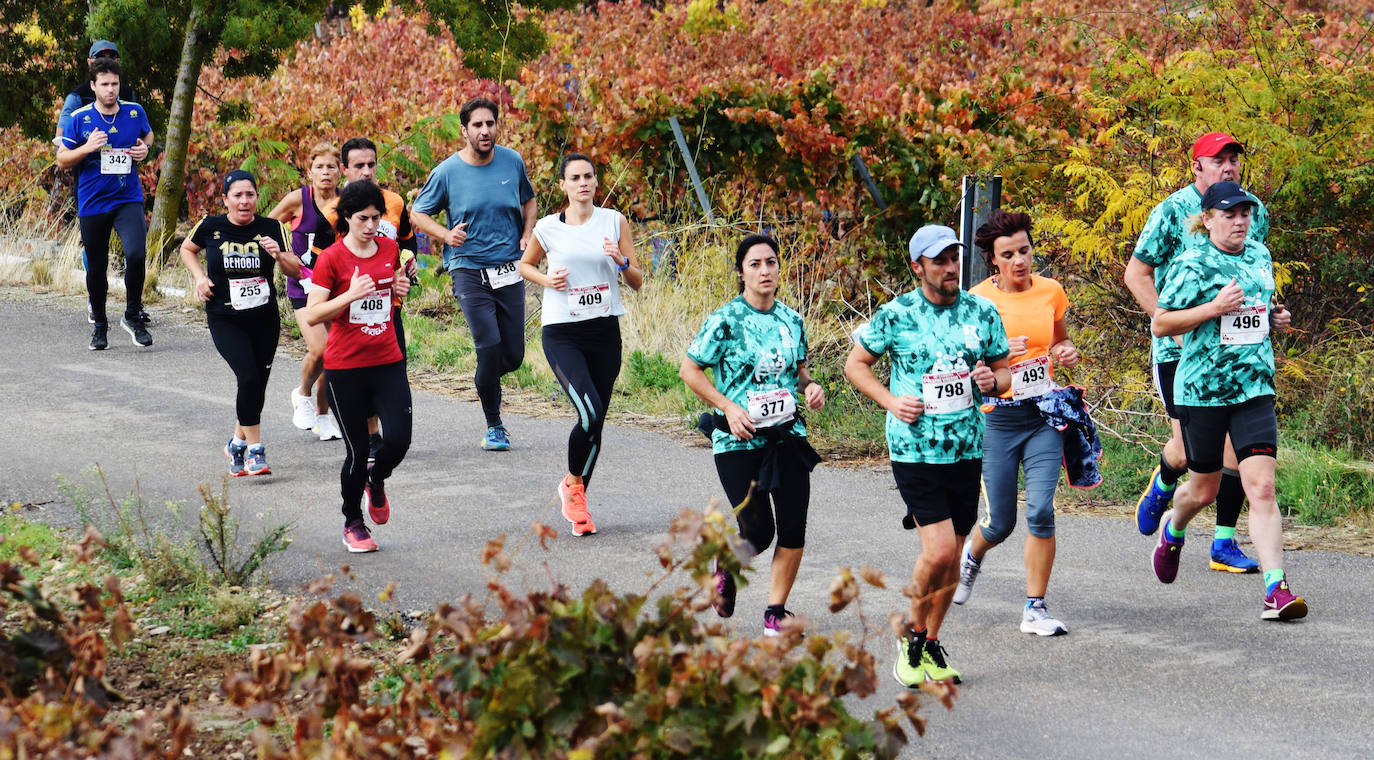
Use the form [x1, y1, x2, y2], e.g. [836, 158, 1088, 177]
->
[410, 97, 537, 451]
[845, 224, 1010, 689]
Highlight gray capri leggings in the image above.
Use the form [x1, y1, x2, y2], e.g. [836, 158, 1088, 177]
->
[979, 403, 1062, 543]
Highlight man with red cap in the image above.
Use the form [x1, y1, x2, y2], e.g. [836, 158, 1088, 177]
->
[1124, 132, 1269, 573]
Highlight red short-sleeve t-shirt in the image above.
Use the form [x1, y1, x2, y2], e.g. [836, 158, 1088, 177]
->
[312, 237, 404, 370]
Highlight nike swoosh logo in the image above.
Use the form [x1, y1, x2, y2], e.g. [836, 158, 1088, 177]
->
[501, 179, 511, 185]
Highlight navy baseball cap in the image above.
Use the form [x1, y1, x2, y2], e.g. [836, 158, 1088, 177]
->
[1200, 181, 1259, 211]
[908, 224, 966, 261]
[89, 40, 119, 58]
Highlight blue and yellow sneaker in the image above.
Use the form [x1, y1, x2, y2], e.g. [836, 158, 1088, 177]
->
[482, 425, 511, 451]
[1210, 537, 1260, 573]
[1135, 465, 1176, 535]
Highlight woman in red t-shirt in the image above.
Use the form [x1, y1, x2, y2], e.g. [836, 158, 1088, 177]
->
[300, 181, 411, 553]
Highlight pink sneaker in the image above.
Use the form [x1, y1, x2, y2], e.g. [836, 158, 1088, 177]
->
[1261, 580, 1308, 620]
[558, 476, 597, 536]
[342, 521, 378, 553]
[364, 480, 390, 525]
[1152, 510, 1184, 584]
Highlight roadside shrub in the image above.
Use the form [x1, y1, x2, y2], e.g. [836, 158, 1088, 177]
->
[223, 507, 954, 758]
[0, 528, 193, 757]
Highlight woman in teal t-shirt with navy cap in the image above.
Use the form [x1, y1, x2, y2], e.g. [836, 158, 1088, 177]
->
[1152, 180, 1304, 621]
[679, 234, 826, 637]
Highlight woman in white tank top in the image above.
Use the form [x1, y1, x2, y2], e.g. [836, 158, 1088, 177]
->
[519, 153, 642, 536]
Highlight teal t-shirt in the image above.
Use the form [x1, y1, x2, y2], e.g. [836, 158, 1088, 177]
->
[1133, 184, 1269, 364]
[858, 290, 1010, 464]
[686, 296, 809, 454]
[1156, 239, 1276, 406]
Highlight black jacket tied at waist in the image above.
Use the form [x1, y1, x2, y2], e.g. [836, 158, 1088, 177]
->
[697, 412, 822, 492]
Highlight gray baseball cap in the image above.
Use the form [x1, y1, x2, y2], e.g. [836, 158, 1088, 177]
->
[908, 224, 966, 261]
[89, 40, 119, 58]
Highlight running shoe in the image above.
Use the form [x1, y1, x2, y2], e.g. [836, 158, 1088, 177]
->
[712, 563, 736, 618]
[952, 537, 980, 605]
[136, 309, 151, 325]
[558, 475, 597, 536]
[368, 432, 384, 467]
[364, 479, 390, 525]
[290, 388, 316, 430]
[342, 520, 378, 553]
[923, 638, 961, 684]
[120, 315, 152, 347]
[315, 413, 342, 441]
[224, 439, 247, 477]
[1135, 465, 1175, 535]
[244, 445, 271, 476]
[482, 425, 511, 451]
[893, 633, 927, 688]
[762, 607, 795, 638]
[1210, 538, 1260, 573]
[89, 323, 108, 351]
[1261, 580, 1308, 621]
[1020, 600, 1068, 636]
[1152, 510, 1184, 584]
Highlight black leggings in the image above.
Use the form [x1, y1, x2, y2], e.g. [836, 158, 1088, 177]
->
[325, 361, 412, 524]
[80, 202, 147, 324]
[207, 308, 280, 427]
[542, 317, 621, 485]
[451, 268, 525, 427]
[714, 447, 810, 552]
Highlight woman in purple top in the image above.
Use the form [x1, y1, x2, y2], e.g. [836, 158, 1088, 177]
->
[269, 142, 342, 440]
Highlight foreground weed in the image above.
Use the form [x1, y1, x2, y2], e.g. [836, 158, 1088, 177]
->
[198, 476, 292, 587]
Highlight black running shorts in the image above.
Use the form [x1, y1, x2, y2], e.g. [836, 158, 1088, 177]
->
[1177, 395, 1278, 473]
[891, 459, 982, 537]
[1152, 360, 1180, 420]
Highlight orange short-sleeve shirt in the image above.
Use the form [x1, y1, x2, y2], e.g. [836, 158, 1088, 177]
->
[969, 274, 1070, 399]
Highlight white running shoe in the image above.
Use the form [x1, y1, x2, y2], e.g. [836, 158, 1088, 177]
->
[314, 413, 342, 441]
[952, 536, 980, 606]
[1020, 601, 1068, 636]
[291, 388, 317, 430]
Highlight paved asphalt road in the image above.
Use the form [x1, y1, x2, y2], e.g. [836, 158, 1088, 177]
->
[2, 287, 1371, 758]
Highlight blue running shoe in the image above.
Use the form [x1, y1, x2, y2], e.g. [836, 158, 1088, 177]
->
[1135, 465, 1175, 535]
[1210, 538, 1260, 573]
[482, 425, 511, 451]
[224, 439, 247, 477]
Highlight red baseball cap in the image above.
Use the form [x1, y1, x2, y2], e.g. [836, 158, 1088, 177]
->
[1192, 132, 1244, 159]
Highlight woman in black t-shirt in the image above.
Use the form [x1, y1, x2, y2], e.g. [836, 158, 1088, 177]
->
[179, 169, 302, 477]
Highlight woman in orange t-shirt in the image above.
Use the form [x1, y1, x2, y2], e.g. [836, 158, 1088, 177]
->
[954, 210, 1080, 637]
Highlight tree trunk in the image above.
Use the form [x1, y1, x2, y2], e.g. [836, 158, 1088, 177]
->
[146, 1, 209, 262]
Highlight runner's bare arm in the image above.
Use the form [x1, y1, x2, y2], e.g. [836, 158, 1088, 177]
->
[679, 356, 755, 440]
[1153, 278, 1244, 337]
[266, 189, 304, 223]
[519, 196, 537, 251]
[1123, 257, 1158, 314]
[844, 343, 922, 423]
[178, 239, 214, 302]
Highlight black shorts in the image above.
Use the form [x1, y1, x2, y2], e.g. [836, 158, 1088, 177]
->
[891, 460, 981, 537]
[1177, 396, 1278, 473]
[1152, 360, 1179, 420]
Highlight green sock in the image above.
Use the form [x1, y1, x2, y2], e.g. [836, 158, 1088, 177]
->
[1214, 526, 1235, 541]
[1264, 569, 1284, 593]
[1166, 522, 1186, 540]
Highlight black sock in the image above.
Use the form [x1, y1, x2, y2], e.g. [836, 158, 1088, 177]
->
[1159, 452, 1187, 486]
[766, 603, 786, 617]
[1216, 468, 1245, 529]
[908, 625, 927, 644]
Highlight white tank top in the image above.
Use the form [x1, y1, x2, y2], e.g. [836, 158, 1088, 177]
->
[533, 206, 628, 325]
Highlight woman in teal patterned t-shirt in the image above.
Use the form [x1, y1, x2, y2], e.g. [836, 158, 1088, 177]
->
[1152, 181, 1305, 621]
[679, 234, 825, 637]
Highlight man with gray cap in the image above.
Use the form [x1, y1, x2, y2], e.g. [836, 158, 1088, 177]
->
[845, 224, 1011, 688]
